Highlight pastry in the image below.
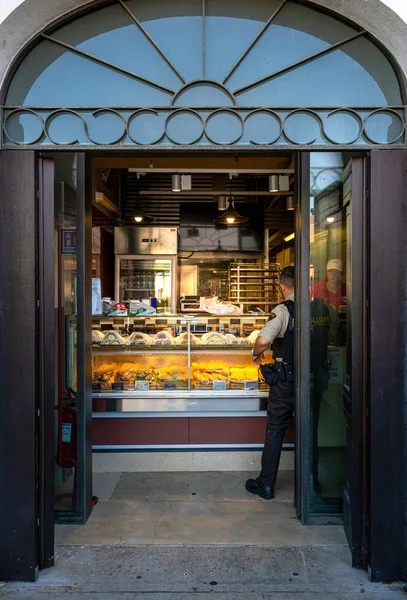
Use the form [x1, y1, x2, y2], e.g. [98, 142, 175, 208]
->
[92, 330, 105, 343]
[100, 330, 126, 345]
[247, 330, 261, 345]
[175, 332, 201, 345]
[201, 331, 226, 345]
[152, 330, 175, 346]
[126, 332, 152, 346]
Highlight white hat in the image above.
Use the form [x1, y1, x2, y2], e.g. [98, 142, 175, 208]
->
[327, 258, 343, 272]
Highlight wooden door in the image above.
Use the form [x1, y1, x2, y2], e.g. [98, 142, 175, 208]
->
[342, 158, 368, 569]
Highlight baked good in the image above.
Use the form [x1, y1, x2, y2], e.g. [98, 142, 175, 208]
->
[200, 331, 226, 345]
[100, 330, 126, 345]
[152, 330, 175, 346]
[244, 366, 259, 381]
[247, 330, 261, 345]
[225, 334, 250, 346]
[175, 332, 200, 345]
[92, 330, 105, 343]
[126, 332, 152, 346]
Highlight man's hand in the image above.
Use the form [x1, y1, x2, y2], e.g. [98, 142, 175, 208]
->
[252, 353, 265, 365]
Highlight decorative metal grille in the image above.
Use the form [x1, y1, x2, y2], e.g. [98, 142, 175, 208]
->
[2, 0, 405, 149]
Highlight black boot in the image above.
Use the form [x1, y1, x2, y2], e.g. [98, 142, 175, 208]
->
[245, 477, 274, 500]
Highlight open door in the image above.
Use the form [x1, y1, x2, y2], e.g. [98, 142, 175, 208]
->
[296, 153, 369, 570]
[342, 158, 369, 569]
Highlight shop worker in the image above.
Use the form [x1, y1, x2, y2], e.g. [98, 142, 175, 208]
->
[311, 258, 346, 311]
[246, 266, 295, 500]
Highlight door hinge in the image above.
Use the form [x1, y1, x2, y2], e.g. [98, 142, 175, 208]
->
[36, 189, 40, 200]
[37, 517, 40, 527]
[38, 408, 40, 417]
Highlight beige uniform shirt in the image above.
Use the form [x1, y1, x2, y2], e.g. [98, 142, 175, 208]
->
[258, 293, 294, 344]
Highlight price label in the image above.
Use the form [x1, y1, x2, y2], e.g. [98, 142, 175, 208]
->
[213, 380, 227, 391]
[92, 383, 101, 392]
[244, 380, 258, 391]
[112, 382, 124, 391]
[230, 319, 241, 325]
[135, 380, 150, 391]
[163, 381, 177, 390]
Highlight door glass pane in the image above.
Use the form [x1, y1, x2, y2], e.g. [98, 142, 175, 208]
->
[46, 153, 80, 514]
[309, 152, 347, 513]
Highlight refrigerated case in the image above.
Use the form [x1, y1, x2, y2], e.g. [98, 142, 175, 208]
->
[114, 227, 178, 313]
[90, 313, 269, 411]
[65, 314, 296, 449]
[114, 255, 177, 313]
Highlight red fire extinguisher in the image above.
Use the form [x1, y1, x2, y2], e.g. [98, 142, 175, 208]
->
[55, 388, 78, 508]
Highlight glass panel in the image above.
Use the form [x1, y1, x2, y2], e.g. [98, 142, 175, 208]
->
[205, 0, 279, 82]
[309, 152, 347, 513]
[126, 0, 203, 82]
[50, 153, 80, 514]
[6, 41, 172, 107]
[54, 3, 181, 90]
[228, 2, 357, 92]
[118, 259, 173, 312]
[237, 40, 398, 106]
[7, 0, 402, 115]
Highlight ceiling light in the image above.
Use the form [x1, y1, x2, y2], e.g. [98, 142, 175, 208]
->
[287, 196, 295, 210]
[278, 175, 290, 191]
[269, 175, 279, 192]
[218, 195, 227, 211]
[172, 174, 181, 192]
[181, 174, 192, 190]
[326, 216, 335, 223]
[284, 233, 295, 242]
[133, 196, 155, 224]
[95, 192, 121, 215]
[214, 197, 249, 226]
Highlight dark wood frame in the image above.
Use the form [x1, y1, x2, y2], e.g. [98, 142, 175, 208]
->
[0, 151, 39, 581]
[368, 150, 407, 581]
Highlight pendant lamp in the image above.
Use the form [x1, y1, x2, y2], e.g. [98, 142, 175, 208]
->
[214, 197, 249, 226]
[172, 174, 181, 192]
[286, 196, 295, 211]
[133, 195, 155, 224]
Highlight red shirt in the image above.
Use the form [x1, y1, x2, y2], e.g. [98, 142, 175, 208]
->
[311, 281, 346, 311]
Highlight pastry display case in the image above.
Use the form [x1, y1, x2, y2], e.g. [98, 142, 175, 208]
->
[66, 314, 271, 414]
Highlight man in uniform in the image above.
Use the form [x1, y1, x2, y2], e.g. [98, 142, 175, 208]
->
[245, 266, 295, 500]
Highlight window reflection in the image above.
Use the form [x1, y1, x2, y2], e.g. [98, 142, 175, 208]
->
[309, 152, 347, 513]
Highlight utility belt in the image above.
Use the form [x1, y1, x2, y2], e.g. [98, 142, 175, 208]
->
[259, 359, 295, 386]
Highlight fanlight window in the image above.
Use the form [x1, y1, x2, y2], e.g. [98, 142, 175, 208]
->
[3, 0, 404, 147]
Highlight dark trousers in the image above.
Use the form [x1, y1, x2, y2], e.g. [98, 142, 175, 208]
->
[259, 381, 295, 487]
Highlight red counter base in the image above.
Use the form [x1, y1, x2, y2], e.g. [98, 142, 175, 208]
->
[93, 417, 294, 447]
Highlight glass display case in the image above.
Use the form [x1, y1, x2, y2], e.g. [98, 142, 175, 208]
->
[66, 314, 271, 414]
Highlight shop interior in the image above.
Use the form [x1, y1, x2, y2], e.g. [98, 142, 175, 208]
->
[54, 152, 348, 542]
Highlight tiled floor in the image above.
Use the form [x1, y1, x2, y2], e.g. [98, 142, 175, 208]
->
[56, 471, 347, 546]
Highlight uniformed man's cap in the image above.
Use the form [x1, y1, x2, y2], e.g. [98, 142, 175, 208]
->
[327, 258, 343, 272]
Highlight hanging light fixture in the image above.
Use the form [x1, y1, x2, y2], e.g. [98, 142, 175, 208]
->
[133, 194, 155, 224]
[172, 174, 181, 192]
[269, 175, 279, 192]
[214, 197, 249, 226]
[217, 195, 227, 211]
[287, 196, 295, 211]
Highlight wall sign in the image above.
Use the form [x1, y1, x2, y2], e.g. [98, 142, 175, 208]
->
[61, 229, 77, 254]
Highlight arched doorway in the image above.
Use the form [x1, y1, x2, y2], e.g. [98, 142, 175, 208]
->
[1, 0, 405, 149]
[1, 0, 407, 584]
